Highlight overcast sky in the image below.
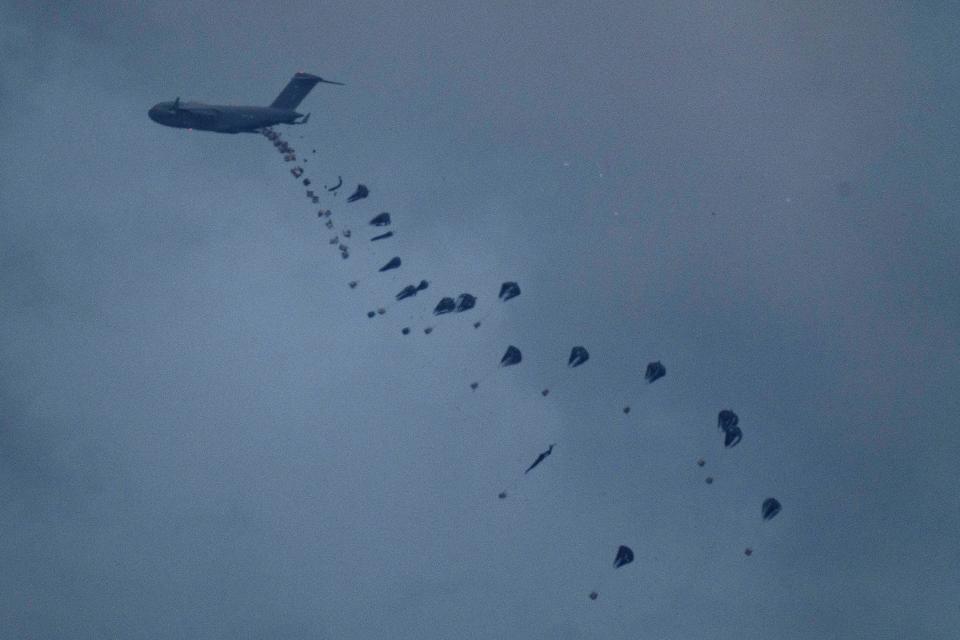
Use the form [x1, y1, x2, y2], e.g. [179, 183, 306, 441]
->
[2, 2, 959, 638]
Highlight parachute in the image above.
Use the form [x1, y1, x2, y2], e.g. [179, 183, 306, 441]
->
[433, 297, 456, 315]
[455, 294, 476, 312]
[379, 257, 402, 272]
[326, 176, 343, 193]
[347, 184, 369, 202]
[762, 498, 781, 521]
[568, 346, 590, 367]
[645, 361, 666, 383]
[369, 212, 391, 227]
[499, 282, 521, 302]
[371, 231, 394, 242]
[613, 545, 634, 568]
[500, 346, 522, 367]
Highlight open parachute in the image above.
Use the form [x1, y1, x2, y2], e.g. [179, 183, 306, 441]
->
[568, 346, 590, 367]
[613, 545, 634, 568]
[645, 361, 666, 383]
[500, 345, 522, 367]
[762, 498, 782, 521]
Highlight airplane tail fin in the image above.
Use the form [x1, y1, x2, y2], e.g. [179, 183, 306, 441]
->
[270, 72, 343, 110]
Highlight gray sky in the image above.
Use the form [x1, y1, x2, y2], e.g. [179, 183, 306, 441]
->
[2, 2, 959, 638]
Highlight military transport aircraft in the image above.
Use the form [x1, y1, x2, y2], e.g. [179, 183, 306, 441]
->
[148, 72, 343, 134]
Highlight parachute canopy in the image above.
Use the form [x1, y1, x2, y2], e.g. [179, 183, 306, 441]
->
[433, 297, 456, 315]
[347, 184, 369, 202]
[718, 410, 739, 432]
[500, 346, 522, 367]
[645, 361, 666, 383]
[379, 257, 401, 272]
[762, 498, 781, 521]
[499, 282, 521, 302]
[369, 212, 391, 226]
[568, 346, 590, 367]
[455, 294, 477, 312]
[723, 425, 742, 448]
[371, 231, 394, 242]
[613, 545, 634, 568]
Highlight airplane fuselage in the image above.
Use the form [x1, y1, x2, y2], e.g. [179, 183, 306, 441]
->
[148, 102, 305, 134]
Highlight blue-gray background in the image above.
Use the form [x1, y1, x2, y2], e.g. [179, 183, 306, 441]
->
[2, 2, 958, 638]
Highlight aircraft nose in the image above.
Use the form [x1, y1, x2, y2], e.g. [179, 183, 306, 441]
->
[148, 105, 161, 122]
